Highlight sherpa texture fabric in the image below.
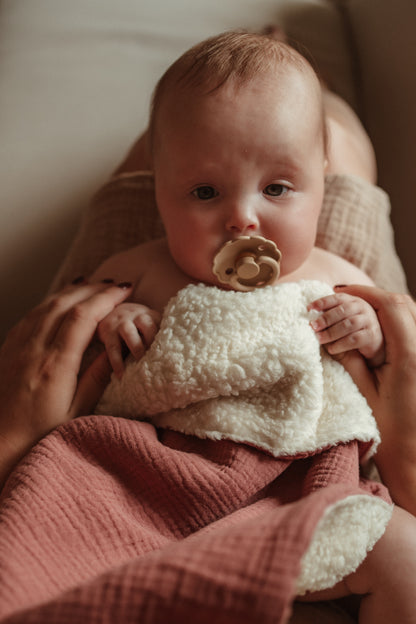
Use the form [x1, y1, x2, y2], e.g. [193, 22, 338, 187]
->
[98, 281, 379, 458]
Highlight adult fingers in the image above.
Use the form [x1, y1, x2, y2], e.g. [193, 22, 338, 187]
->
[17, 281, 110, 346]
[53, 283, 132, 371]
[53, 283, 132, 419]
[0, 282, 109, 381]
[71, 351, 113, 417]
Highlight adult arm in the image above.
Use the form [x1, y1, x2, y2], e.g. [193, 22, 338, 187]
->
[334, 285, 416, 515]
[0, 281, 132, 487]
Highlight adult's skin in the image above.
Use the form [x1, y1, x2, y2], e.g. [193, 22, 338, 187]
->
[334, 284, 416, 516]
[0, 280, 132, 487]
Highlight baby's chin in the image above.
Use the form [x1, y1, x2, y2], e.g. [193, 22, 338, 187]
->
[177, 264, 218, 287]
[180, 268, 233, 291]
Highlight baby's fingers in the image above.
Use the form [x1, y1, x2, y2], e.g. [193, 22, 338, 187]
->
[309, 293, 369, 342]
[311, 305, 378, 349]
[119, 312, 161, 361]
[135, 311, 161, 349]
[309, 293, 361, 329]
[101, 333, 125, 379]
[118, 321, 146, 362]
[321, 326, 384, 369]
[312, 316, 357, 347]
[320, 327, 369, 354]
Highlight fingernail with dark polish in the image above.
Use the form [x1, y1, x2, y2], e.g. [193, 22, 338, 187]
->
[117, 281, 132, 289]
[71, 275, 85, 285]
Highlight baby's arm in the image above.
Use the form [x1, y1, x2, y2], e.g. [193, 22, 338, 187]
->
[97, 303, 160, 378]
[89, 242, 162, 377]
[308, 291, 384, 367]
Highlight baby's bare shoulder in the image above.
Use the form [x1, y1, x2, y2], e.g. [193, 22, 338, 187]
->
[314, 247, 374, 286]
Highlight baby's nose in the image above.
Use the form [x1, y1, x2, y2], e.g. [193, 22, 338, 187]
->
[225, 202, 259, 234]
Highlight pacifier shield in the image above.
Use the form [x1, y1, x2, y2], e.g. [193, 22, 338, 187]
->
[213, 236, 282, 292]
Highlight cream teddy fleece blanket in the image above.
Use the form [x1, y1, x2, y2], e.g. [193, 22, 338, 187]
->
[98, 280, 380, 459]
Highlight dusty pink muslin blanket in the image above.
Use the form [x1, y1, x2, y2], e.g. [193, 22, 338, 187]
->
[0, 415, 389, 624]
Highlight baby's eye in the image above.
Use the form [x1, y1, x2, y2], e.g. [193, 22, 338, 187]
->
[263, 183, 289, 197]
[192, 186, 218, 200]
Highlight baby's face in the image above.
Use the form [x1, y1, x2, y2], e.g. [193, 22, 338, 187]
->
[152, 67, 326, 287]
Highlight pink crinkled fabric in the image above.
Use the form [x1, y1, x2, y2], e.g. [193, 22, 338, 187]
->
[0, 415, 390, 623]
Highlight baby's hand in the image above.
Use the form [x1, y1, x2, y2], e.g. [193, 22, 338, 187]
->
[97, 302, 161, 377]
[308, 292, 385, 367]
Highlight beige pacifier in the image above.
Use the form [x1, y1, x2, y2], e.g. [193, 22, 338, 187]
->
[212, 236, 282, 292]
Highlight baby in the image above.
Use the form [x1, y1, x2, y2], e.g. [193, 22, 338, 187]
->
[92, 30, 383, 378]
[91, 32, 416, 622]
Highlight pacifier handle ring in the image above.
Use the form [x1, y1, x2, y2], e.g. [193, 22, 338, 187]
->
[235, 254, 261, 279]
[230, 255, 280, 291]
[258, 255, 279, 274]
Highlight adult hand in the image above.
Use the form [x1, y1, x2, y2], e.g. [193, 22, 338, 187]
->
[0, 281, 132, 484]
[334, 285, 416, 513]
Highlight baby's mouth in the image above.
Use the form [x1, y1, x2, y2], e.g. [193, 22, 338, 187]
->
[212, 236, 282, 292]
